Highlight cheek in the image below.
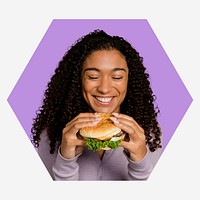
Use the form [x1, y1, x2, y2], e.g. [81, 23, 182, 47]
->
[82, 85, 88, 103]
[82, 80, 94, 95]
[121, 88, 128, 101]
[117, 80, 128, 95]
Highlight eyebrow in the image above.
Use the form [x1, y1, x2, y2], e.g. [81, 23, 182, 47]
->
[83, 67, 100, 72]
[113, 67, 127, 72]
[83, 67, 127, 73]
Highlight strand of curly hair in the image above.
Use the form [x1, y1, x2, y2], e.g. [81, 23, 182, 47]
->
[31, 30, 162, 154]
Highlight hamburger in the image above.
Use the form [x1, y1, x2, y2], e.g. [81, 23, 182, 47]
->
[80, 113, 125, 151]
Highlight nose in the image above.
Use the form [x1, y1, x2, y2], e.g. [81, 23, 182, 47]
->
[97, 77, 112, 94]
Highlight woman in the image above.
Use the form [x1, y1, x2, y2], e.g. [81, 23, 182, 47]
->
[31, 29, 162, 180]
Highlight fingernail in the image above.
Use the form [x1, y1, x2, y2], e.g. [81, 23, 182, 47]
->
[112, 113, 119, 116]
[92, 121, 99, 125]
[94, 112, 100, 117]
[95, 117, 101, 120]
[110, 117, 120, 124]
[110, 117, 117, 121]
[114, 120, 120, 124]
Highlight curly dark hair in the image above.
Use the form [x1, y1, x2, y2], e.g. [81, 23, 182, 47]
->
[31, 29, 162, 154]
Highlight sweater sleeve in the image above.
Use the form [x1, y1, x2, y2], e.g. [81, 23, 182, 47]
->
[52, 147, 82, 181]
[124, 146, 162, 180]
[38, 130, 57, 180]
[37, 130, 81, 181]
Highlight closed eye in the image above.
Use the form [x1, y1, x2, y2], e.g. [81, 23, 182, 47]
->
[112, 77, 123, 80]
[88, 76, 99, 80]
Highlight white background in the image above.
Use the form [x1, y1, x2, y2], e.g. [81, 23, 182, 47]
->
[0, 0, 199, 199]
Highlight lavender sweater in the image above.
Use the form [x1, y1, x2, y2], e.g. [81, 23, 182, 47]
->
[38, 130, 162, 181]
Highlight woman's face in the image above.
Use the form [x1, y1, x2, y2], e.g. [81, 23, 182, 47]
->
[81, 49, 129, 113]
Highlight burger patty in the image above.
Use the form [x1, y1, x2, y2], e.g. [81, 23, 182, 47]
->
[115, 131, 124, 137]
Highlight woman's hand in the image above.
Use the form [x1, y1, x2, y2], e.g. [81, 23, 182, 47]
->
[60, 113, 101, 159]
[110, 113, 147, 162]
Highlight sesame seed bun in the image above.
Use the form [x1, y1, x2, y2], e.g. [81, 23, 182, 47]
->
[79, 113, 121, 140]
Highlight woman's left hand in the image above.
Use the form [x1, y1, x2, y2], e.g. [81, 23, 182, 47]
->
[110, 113, 147, 162]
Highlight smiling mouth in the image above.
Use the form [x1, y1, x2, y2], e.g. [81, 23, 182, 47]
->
[95, 96, 113, 103]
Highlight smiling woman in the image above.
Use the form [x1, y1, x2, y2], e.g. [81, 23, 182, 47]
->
[31, 29, 162, 180]
[82, 50, 128, 114]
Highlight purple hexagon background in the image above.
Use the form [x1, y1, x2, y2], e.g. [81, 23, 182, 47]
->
[7, 19, 192, 152]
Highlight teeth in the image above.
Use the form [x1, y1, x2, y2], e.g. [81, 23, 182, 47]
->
[96, 97, 112, 103]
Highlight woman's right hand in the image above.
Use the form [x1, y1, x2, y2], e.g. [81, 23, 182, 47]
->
[60, 113, 101, 159]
